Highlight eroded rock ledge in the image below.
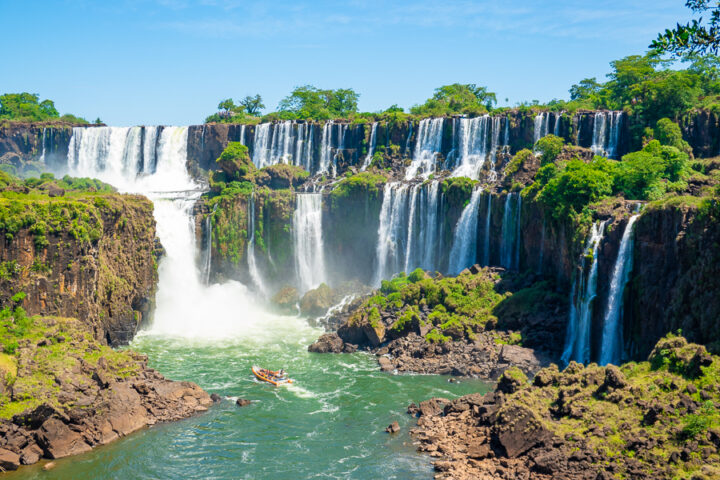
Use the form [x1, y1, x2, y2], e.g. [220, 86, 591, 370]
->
[409, 336, 720, 480]
[308, 267, 564, 380]
[0, 317, 212, 471]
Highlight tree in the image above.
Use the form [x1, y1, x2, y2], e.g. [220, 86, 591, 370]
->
[569, 78, 602, 101]
[239, 95, 265, 115]
[94, 118, 103, 125]
[0, 93, 62, 122]
[278, 85, 359, 119]
[412, 84, 497, 116]
[651, 0, 720, 56]
[218, 98, 236, 113]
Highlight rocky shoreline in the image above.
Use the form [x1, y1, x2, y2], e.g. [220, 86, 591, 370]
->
[0, 317, 213, 472]
[408, 336, 720, 480]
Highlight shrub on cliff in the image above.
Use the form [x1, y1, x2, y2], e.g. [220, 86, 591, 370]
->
[441, 176, 478, 208]
[330, 172, 387, 203]
[616, 140, 690, 200]
[216, 142, 255, 181]
[654, 117, 693, 157]
[0, 92, 88, 124]
[534, 134, 565, 165]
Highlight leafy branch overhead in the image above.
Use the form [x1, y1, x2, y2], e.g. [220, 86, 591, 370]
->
[652, 0, 720, 55]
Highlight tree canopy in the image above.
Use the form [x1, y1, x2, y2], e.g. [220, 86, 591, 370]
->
[411, 84, 497, 116]
[0, 93, 87, 124]
[277, 86, 359, 120]
[652, 0, 720, 56]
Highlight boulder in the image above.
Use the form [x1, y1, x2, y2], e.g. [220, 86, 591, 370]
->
[300, 284, 336, 317]
[308, 333, 345, 353]
[271, 286, 299, 315]
[385, 421, 400, 433]
[236, 398, 251, 407]
[20, 444, 43, 465]
[492, 406, 551, 458]
[36, 418, 92, 459]
[0, 447, 20, 471]
[210, 393, 222, 403]
[378, 356, 394, 372]
[497, 367, 528, 394]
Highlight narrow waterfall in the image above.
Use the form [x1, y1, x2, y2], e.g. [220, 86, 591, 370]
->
[405, 118, 443, 179]
[361, 122, 378, 171]
[200, 213, 213, 285]
[500, 193, 519, 269]
[488, 116, 502, 169]
[251, 121, 314, 171]
[482, 193, 492, 266]
[294, 193, 327, 293]
[39, 127, 47, 163]
[553, 112, 561, 136]
[252, 123, 271, 168]
[404, 120, 414, 156]
[590, 111, 623, 158]
[319, 121, 348, 176]
[514, 193, 522, 270]
[142, 126, 159, 173]
[419, 181, 440, 270]
[247, 191, 266, 297]
[448, 188, 483, 274]
[599, 214, 640, 365]
[373, 183, 411, 285]
[403, 184, 422, 273]
[239, 124, 247, 146]
[533, 112, 550, 146]
[561, 220, 609, 365]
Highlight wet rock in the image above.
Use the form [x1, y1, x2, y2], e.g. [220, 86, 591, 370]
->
[378, 356, 393, 372]
[308, 333, 345, 353]
[300, 284, 336, 318]
[210, 393, 222, 403]
[37, 418, 93, 459]
[270, 286, 299, 315]
[497, 367, 528, 394]
[492, 406, 551, 458]
[236, 398, 251, 407]
[385, 421, 400, 433]
[20, 444, 43, 465]
[0, 447, 21, 471]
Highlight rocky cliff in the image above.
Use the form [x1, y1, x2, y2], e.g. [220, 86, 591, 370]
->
[0, 180, 158, 346]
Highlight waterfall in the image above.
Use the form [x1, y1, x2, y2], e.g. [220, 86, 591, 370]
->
[252, 123, 272, 168]
[482, 193, 492, 266]
[251, 121, 315, 171]
[239, 124, 247, 146]
[403, 184, 422, 273]
[247, 191, 266, 297]
[448, 188, 483, 274]
[561, 220, 609, 365]
[590, 112, 623, 158]
[373, 183, 411, 284]
[419, 181, 440, 270]
[488, 116, 502, 170]
[599, 214, 640, 365]
[404, 121, 414, 156]
[39, 127, 47, 163]
[533, 112, 550, 146]
[68, 126, 187, 190]
[553, 112, 561, 136]
[361, 122, 378, 171]
[514, 193, 522, 270]
[451, 116, 489, 179]
[405, 118, 443, 179]
[200, 213, 213, 285]
[294, 193, 327, 293]
[500, 193, 519, 269]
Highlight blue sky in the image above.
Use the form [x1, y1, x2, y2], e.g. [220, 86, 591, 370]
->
[1, 1, 691, 126]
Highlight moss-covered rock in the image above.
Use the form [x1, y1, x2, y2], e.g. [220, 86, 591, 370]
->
[271, 286, 299, 315]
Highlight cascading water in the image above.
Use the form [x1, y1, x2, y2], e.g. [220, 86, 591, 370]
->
[419, 181, 440, 270]
[482, 193, 492, 266]
[39, 127, 47, 163]
[533, 112, 550, 146]
[373, 183, 410, 285]
[247, 191, 266, 297]
[561, 220, 609, 365]
[591, 111, 623, 158]
[405, 118, 443, 179]
[448, 188, 483, 274]
[252, 122, 315, 171]
[451, 116, 489, 179]
[361, 122, 378, 171]
[500, 193, 519, 269]
[293, 193, 327, 293]
[599, 214, 640, 365]
[200, 212, 213, 285]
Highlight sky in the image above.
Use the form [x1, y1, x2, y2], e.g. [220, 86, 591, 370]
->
[0, 0, 692, 126]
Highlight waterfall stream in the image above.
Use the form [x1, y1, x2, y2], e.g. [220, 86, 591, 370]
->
[293, 193, 327, 293]
[247, 191, 266, 297]
[405, 118, 443, 179]
[561, 219, 609, 365]
[599, 214, 640, 365]
[361, 122, 378, 171]
[448, 188, 483, 274]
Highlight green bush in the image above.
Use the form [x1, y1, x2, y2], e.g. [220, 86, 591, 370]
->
[655, 118, 693, 156]
[534, 134, 565, 165]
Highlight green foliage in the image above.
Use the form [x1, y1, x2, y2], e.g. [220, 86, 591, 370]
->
[277, 85, 359, 120]
[534, 135, 565, 165]
[239, 94, 265, 115]
[411, 84, 496, 116]
[216, 142, 255, 181]
[330, 172, 387, 203]
[651, 1, 720, 56]
[505, 149, 534, 176]
[0, 92, 88, 124]
[537, 157, 616, 220]
[682, 401, 717, 438]
[654, 117, 693, 155]
[616, 140, 690, 200]
[441, 176, 477, 207]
